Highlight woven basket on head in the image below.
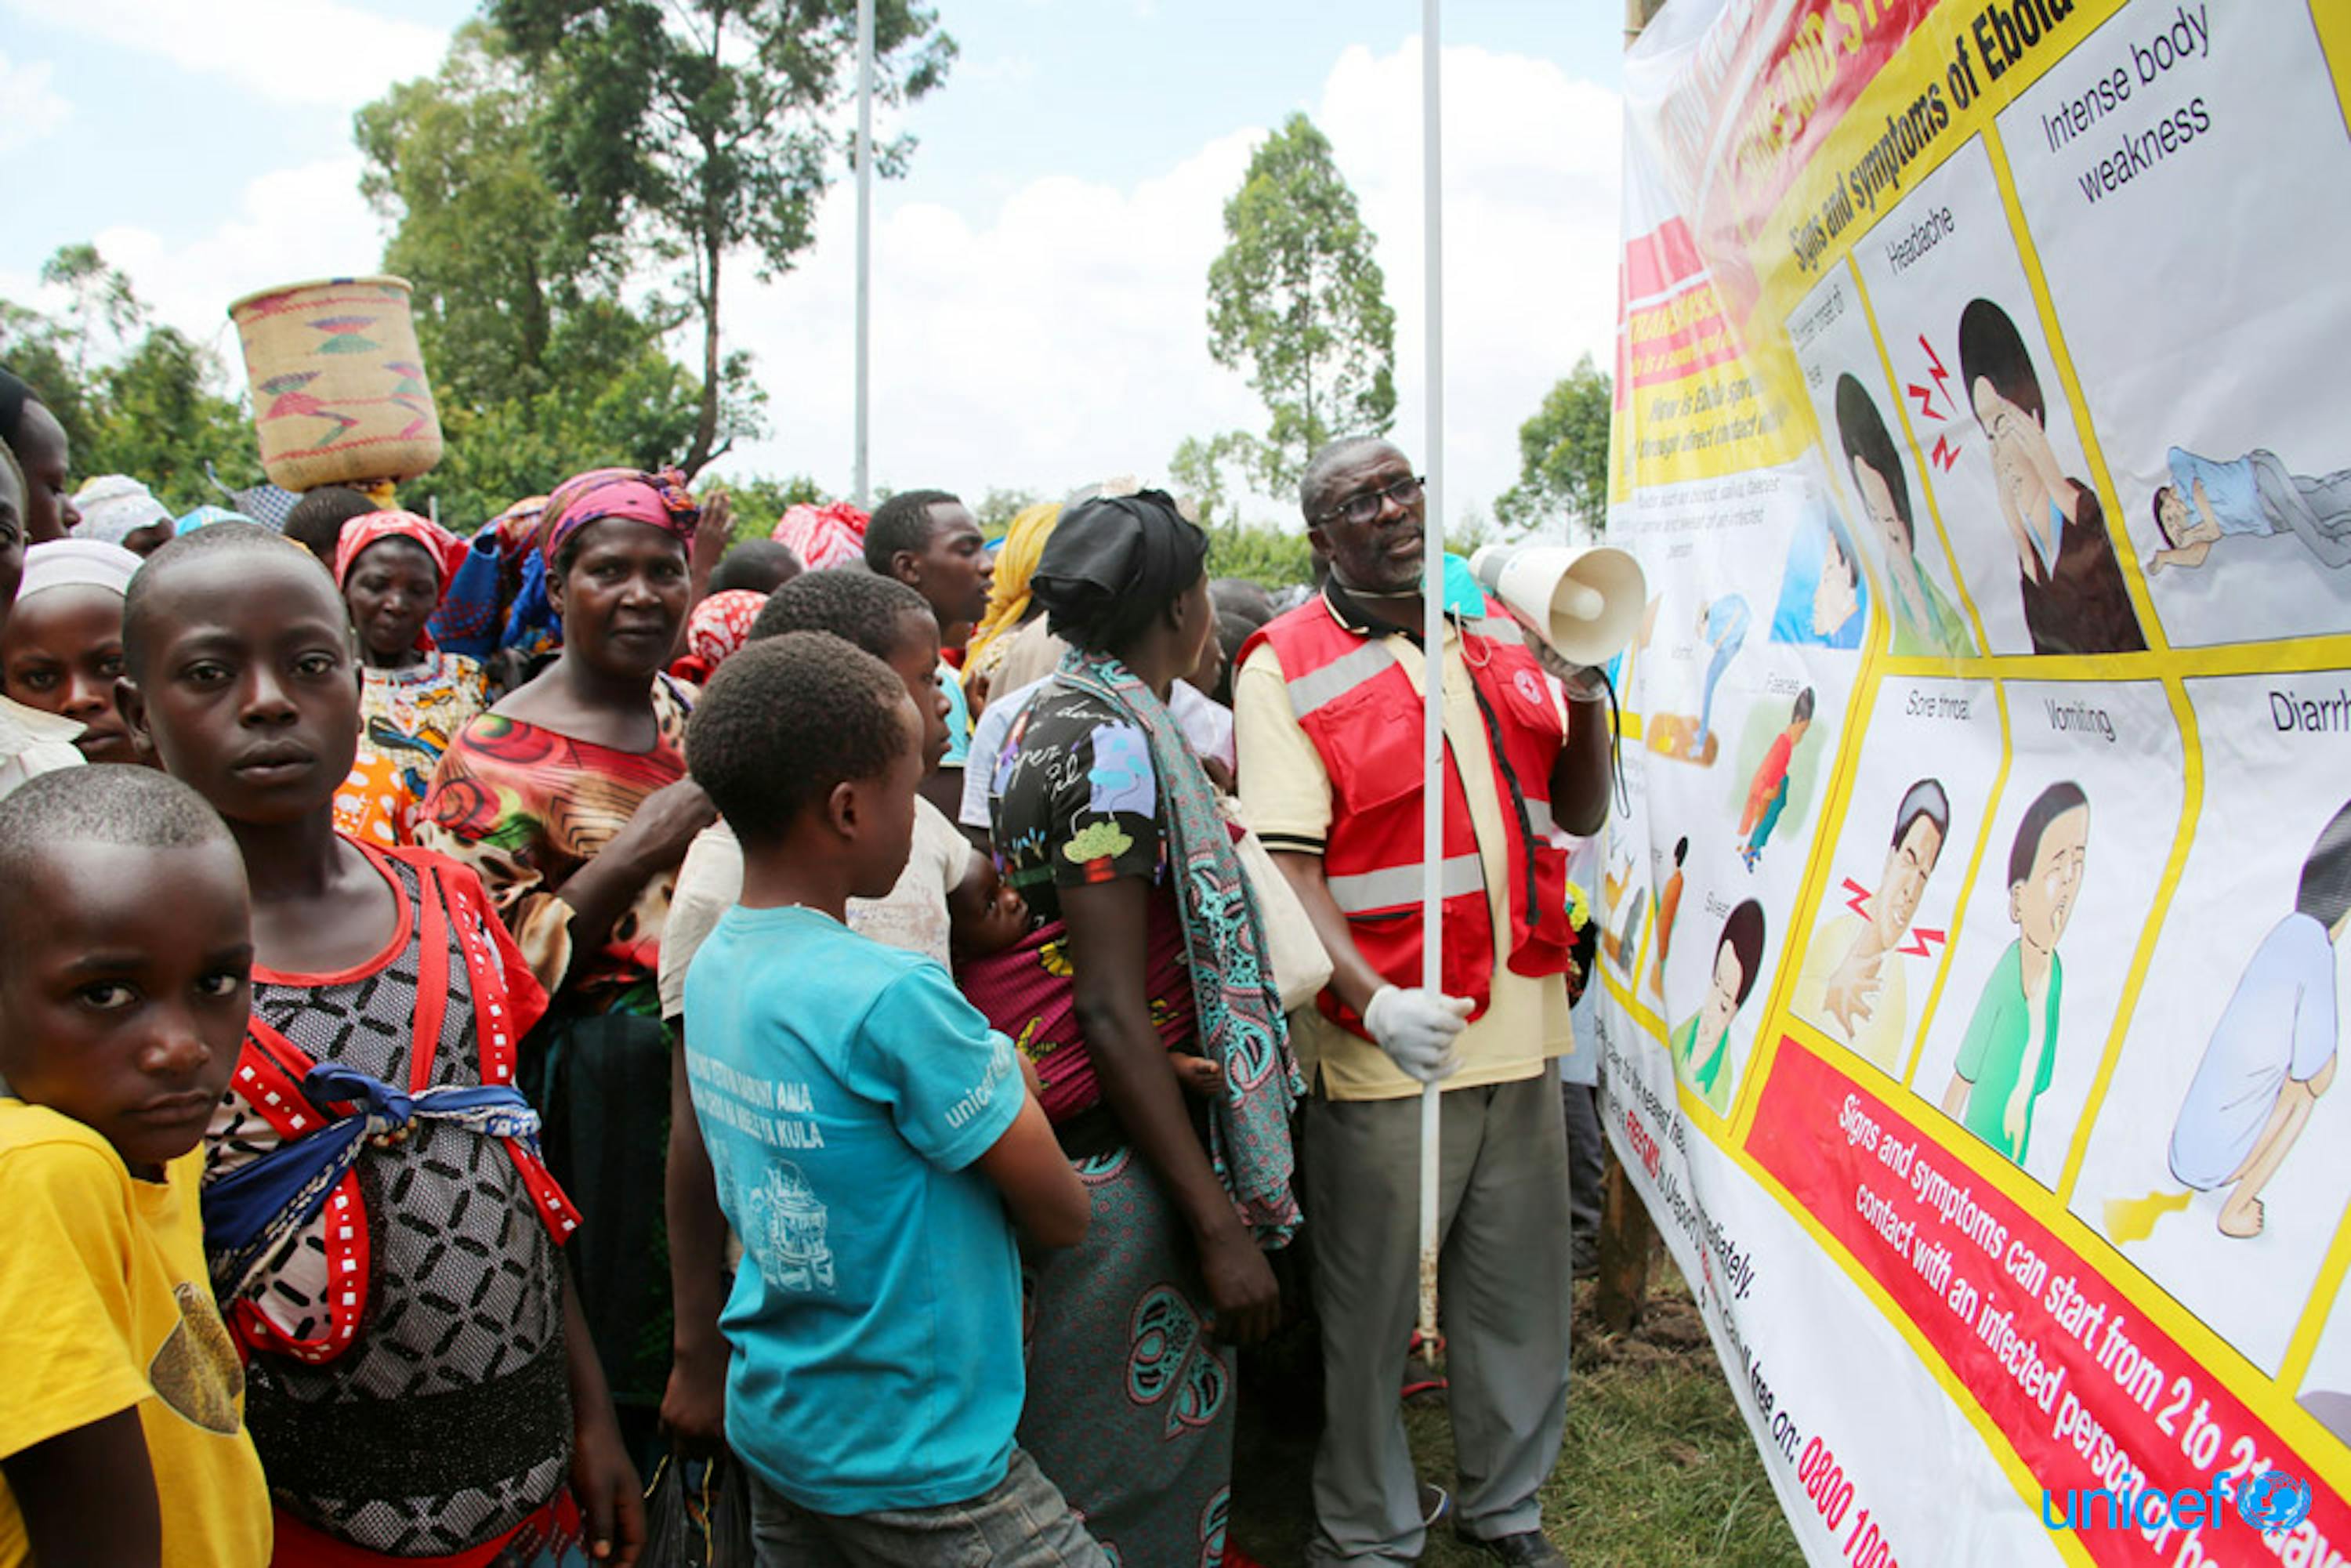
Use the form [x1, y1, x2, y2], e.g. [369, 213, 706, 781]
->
[228, 276, 443, 494]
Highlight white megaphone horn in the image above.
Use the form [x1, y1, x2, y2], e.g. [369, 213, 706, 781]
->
[1468, 543, 1648, 668]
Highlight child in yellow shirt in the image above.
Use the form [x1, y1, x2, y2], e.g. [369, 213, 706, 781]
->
[0, 765, 271, 1566]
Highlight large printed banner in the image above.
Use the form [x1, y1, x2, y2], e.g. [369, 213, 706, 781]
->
[1597, 2, 2351, 1563]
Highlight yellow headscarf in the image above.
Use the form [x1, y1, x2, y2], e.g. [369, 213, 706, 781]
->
[966, 501, 1062, 677]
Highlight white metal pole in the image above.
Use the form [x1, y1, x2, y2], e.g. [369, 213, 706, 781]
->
[1417, 0, 1446, 1361]
[853, 0, 875, 507]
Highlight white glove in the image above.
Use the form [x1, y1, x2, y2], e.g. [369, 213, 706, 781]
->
[1363, 986, 1473, 1083]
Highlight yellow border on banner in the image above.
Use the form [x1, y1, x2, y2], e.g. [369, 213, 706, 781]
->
[2280, 1205, 2351, 1391]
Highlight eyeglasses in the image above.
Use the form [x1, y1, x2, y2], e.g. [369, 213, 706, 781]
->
[1316, 474, 1425, 527]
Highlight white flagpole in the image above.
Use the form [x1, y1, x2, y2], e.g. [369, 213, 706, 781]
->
[852, 0, 875, 507]
[1417, 0, 1446, 1362]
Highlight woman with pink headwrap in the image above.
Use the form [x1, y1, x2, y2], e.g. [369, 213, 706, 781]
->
[329, 509, 491, 847]
[420, 465, 719, 1448]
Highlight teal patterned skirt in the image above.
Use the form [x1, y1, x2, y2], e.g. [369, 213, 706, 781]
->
[1021, 1146, 1235, 1568]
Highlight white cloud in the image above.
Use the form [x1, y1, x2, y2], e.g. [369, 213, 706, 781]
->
[713, 38, 1623, 532]
[1, 0, 444, 107]
[0, 157, 389, 394]
[0, 51, 71, 156]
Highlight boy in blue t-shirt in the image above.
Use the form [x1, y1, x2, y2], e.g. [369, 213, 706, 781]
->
[682, 631, 1104, 1566]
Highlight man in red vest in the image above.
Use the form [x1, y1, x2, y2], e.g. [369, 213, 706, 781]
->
[1236, 437, 1612, 1568]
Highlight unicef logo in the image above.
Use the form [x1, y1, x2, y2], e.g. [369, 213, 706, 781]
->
[2237, 1469, 2313, 1533]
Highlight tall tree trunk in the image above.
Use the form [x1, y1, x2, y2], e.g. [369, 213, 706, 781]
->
[686, 231, 723, 476]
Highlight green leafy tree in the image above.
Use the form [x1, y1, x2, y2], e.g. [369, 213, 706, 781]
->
[491, 0, 955, 473]
[1494, 354, 1613, 539]
[357, 25, 736, 525]
[1206, 113, 1395, 497]
[1204, 522, 1314, 590]
[0, 248, 259, 513]
[723, 473, 826, 545]
[1168, 431, 1262, 530]
[973, 486, 1043, 534]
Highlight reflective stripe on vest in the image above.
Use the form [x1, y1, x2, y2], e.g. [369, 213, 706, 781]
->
[1525, 796, 1554, 838]
[1286, 641, 1396, 720]
[1471, 615, 1524, 644]
[1327, 852, 1486, 915]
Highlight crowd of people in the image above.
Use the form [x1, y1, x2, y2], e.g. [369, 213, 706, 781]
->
[0, 353, 1615, 1568]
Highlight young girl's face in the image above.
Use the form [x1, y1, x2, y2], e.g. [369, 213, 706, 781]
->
[124, 547, 361, 826]
[2, 585, 136, 762]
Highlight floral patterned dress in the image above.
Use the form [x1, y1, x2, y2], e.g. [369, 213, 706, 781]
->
[333, 653, 490, 849]
[418, 675, 692, 1009]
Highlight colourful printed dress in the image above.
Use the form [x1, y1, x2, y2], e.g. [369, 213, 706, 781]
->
[334, 653, 490, 849]
[418, 675, 692, 1007]
[198, 845, 581, 1560]
[988, 681, 1237, 1568]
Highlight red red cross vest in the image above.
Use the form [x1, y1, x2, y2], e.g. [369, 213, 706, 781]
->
[1243, 596, 1574, 1041]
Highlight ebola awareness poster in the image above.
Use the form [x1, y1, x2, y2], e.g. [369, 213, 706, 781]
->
[1594, 2, 2351, 1562]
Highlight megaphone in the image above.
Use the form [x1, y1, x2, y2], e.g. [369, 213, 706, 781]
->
[1468, 543, 1648, 667]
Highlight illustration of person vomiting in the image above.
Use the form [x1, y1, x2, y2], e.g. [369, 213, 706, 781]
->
[1942, 782, 2089, 1168]
[1735, 687, 1813, 872]
[2147, 444, 2351, 574]
[1956, 300, 2144, 656]
[1835, 373, 1972, 660]
[2167, 799, 2351, 1238]
[1792, 778, 1949, 1075]
[1672, 900, 1766, 1116]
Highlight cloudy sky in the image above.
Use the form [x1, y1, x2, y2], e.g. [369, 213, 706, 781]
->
[0, 0, 1626, 529]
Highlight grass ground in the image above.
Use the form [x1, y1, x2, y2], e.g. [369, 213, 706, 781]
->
[1228, 1248, 1804, 1567]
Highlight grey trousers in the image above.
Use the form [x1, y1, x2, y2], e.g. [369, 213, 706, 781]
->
[747, 1447, 1110, 1568]
[1303, 1074, 1574, 1565]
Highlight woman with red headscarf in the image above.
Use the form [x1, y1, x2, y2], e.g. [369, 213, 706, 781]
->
[331, 509, 491, 846]
[421, 466, 718, 1448]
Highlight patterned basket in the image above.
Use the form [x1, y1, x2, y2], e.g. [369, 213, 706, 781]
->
[227, 276, 443, 493]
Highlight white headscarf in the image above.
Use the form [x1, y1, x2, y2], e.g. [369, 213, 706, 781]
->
[71, 475, 173, 548]
[20, 538, 143, 602]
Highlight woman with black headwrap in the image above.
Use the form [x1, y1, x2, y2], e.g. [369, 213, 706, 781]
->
[0, 369, 82, 545]
[984, 490, 1303, 1565]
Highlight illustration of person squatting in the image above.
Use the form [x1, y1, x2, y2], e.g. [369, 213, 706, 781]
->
[1671, 900, 1766, 1117]
[1957, 299, 2145, 657]
[1735, 687, 1813, 872]
[1837, 373, 1973, 660]
[1942, 781, 2089, 1168]
[1792, 777, 1950, 1075]
[2167, 800, 2351, 1238]
[2147, 445, 2351, 574]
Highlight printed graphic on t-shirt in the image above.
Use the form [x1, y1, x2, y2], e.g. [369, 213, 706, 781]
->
[747, 1163, 835, 1294]
[150, 1280, 244, 1434]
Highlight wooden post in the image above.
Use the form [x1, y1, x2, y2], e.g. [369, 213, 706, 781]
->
[1625, 0, 1670, 46]
[1593, 1150, 1654, 1334]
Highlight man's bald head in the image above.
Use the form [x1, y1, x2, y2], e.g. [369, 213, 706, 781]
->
[1299, 436, 1406, 523]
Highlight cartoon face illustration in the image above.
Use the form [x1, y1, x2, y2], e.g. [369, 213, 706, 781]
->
[1852, 453, 1909, 563]
[2010, 802, 2088, 950]
[1972, 376, 2047, 512]
[2154, 483, 2192, 547]
[1699, 936, 1745, 1050]
[1876, 812, 1946, 948]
